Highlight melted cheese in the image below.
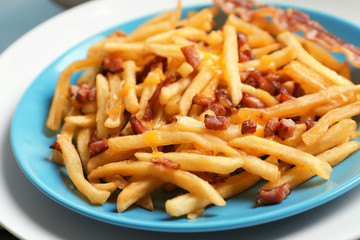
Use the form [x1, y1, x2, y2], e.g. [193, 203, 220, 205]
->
[143, 68, 165, 85]
[143, 130, 161, 152]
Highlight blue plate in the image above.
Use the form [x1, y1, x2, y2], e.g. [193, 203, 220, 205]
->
[10, 4, 360, 232]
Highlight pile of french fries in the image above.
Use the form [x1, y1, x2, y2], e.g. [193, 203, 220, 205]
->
[46, 0, 360, 219]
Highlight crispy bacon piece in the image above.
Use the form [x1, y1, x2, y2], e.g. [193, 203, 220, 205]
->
[136, 56, 167, 84]
[241, 119, 257, 134]
[166, 115, 178, 124]
[248, 69, 276, 95]
[239, 49, 255, 62]
[206, 102, 227, 116]
[204, 115, 230, 130]
[193, 94, 216, 106]
[193, 172, 227, 184]
[241, 92, 266, 108]
[76, 83, 92, 103]
[273, 9, 360, 67]
[129, 116, 148, 134]
[89, 139, 108, 157]
[278, 89, 294, 103]
[181, 45, 201, 70]
[151, 157, 180, 170]
[215, 0, 360, 67]
[87, 87, 96, 101]
[264, 117, 280, 137]
[215, 90, 233, 109]
[214, 0, 256, 21]
[256, 183, 292, 206]
[304, 119, 316, 131]
[143, 107, 153, 121]
[148, 75, 175, 107]
[102, 56, 124, 74]
[276, 118, 296, 140]
[49, 141, 61, 152]
[68, 85, 80, 97]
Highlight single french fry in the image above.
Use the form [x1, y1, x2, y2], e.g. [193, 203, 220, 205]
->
[108, 130, 238, 157]
[87, 149, 136, 172]
[278, 31, 353, 86]
[252, 43, 282, 59]
[96, 74, 110, 138]
[229, 135, 332, 179]
[302, 101, 360, 146]
[77, 127, 92, 174]
[46, 55, 105, 131]
[92, 182, 118, 193]
[105, 74, 125, 129]
[312, 91, 356, 116]
[177, 63, 194, 78]
[261, 141, 360, 191]
[179, 59, 214, 115]
[117, 177, 163, 212]
[239, 46, 297, 72]
[237, 85, 360, 122]
[77, 65, 100, 86]
[136, 193, 154, 211]
[57, 134, 110, 204]
[283, 60, 330, 93]
[135, 152, 244, 174]
[104, 42, 147, 53]
[126, 21, 172, 42]
[64, 114, 96, 127]
[222, 25, 242, 106]
[88, 160, 226, 206]
[159, 77, 191, 105]
[166, 171, 261, 217]
[121, 60, 140, 114]
[298, 119, 357, 155]
[302, 40, 343, 72]
[104, 175, 129, 190]
[146, 43, 184, 58]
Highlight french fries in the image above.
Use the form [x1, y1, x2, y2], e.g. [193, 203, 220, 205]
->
[45, 0, 360, 219]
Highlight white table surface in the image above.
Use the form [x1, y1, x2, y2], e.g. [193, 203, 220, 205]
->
[1, 0, 360, 239]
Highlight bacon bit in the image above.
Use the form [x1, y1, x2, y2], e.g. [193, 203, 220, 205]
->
[241, 119, 257, 134]
[239, 49, 255, 62]
[278, 90, 294, 103]
[276, 118, 296, 140]
[215, 90, 233, 109]
[206, 102, 227, 116]
[148, 75, 175, 106]
[248, 69, 276, 95]
[87, 87, 96, 101]
[204, 114, 230, 130]
[237, 32, 249, 48]
[304, 119, 316, 131]
[49, 141, 61, 152]
[264, 117, 280, 137]
[175, 25, 185, 29]
[151, 157, 180, 170]
[88, 139, 108, 156]
[129, 116, 148, 134]
[214, 0, 256, 21]
[256, 183, 292, 206]
[193, 93, 216, 107]
[68, 85, 80, 97]
[240, 71, 250, 82]
[273, 9, 360, 67]
[241, 92, 266, 108]
[88, 130, 99, 146]
[136, 56, 167, 84]
[143, 107, 153, 121]
[193, 172, 227, 184]
[181, 45, 201, 70]
[76, 83, 92, 103]
[102, 56, 124, 74]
